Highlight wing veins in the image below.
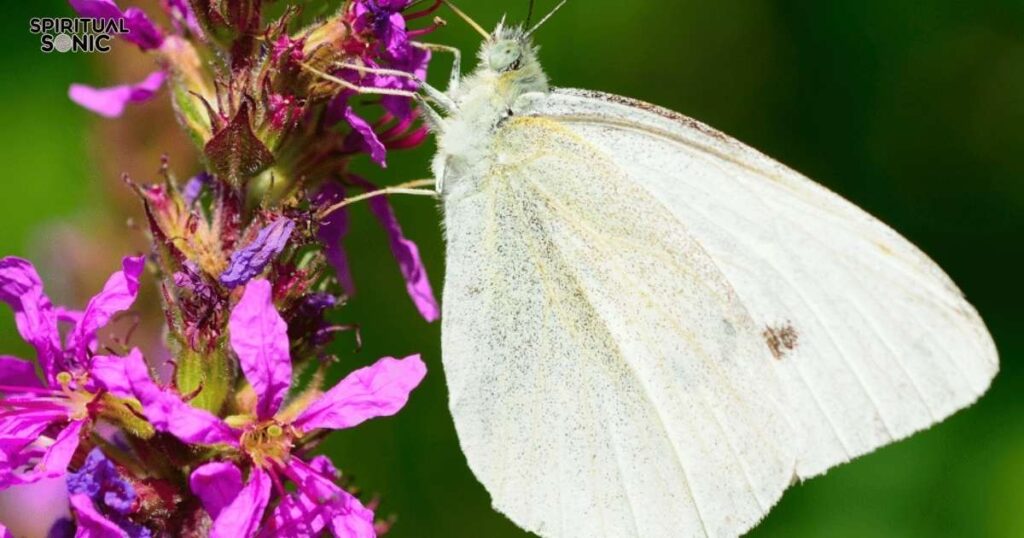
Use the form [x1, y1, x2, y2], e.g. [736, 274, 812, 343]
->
[665, 150, 972, 422]
[502, 177, 651, 536]
[505, 174, 713, 537]
[519, 165, 787, 523]
[631, 154, 901, 443]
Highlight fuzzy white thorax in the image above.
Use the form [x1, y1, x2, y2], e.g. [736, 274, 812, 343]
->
[432, 23, 550, 197]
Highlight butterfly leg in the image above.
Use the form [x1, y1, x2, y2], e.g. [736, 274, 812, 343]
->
[317, 178, 438, 219]
[331, 62, 458, 113]
[412, 42, 462, 94]
[300, 63, 421, 98]
[415, 94, 445, 133]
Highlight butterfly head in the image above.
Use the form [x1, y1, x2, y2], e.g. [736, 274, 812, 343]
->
[481, 23, 535, 73]
[471, 21, 549, 97]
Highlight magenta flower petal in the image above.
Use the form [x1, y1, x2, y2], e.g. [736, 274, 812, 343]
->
[165, 0, 203, 36]
[38, 420, 84, 478]
[353, 0, 415, 61]
[119, 349, 239, 446]
[220, 218, 295, 289]
[182, 172, 212, 206]
[0, 402, 61, 440]
[210, 467, 271, 538]
[315, 183, 356, 296]
[343, 106, 387, 166]
[371, 195, 438, 321]
[0, 257, 60, 378]
[259, 493, 328, 537]
[69, 493, 128, 538]
[88, 354, 131, 397]
[293, 354, 426, 432]
[68, 0, 122, 19]
[68, 0, 164, 50]
[122, 7, 165, 50]
[260, 457, 375, 538]
[228, 279, 292, 420]
[352, 177, 439, 321]
[67, 256, 145, 360]
[0, 413, 58, 467]
[0, 522, 10, 538]
[69, 71, 166, 118]
[330, 503, 376, 538]
[54, 306, 84, 326]
[0, 356, 40, 388]
[190, 461, 243, 521]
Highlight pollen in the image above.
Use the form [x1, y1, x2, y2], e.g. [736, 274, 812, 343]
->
[56, 371, 97, 421]
[241, 421, 295, 467]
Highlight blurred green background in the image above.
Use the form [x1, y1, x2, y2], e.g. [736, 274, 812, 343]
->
[1, 0, 1022, 536]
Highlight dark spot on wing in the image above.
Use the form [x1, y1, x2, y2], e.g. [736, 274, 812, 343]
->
[763, 322, 799, 360]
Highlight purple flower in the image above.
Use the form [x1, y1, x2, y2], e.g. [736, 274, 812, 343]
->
[228, 280, 292, 420]
[106, 279, 426, 536]
[270, 35, 305, 64]
[67, 449, 136, 515]
[68, 0, 165, 50]
[343, 106, 388, 166]
[220, 218, 295, 288]
[163, 0, 203, 37]
[68, 71, 166, 119]
[365, 193, 438, 321]
[378, 45, 431, 120]
[256, 456, 375, 538]
[68, 493, 128, 538]
[328, 0, 433, 166]
[351, 176, 439, 322]
[63, 448, 152, 538]
[0, 254, 144, 381]
[0, 256, 144, 488]
[171, 261, 226, 351]
[314, 184, 355, 296]
[0, 259, 61, 374]
[267, 94, 301, 131]
[188, 461, 241, 521]
[313, 178, 438, 322]
[97, 348, 239, 446]
[327, 43, 430, 163]
[352, 0, 414, 62]
[287, 292, 339, 349]
[181, 172, 212, 206]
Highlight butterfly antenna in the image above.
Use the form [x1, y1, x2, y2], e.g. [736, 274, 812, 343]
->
[526, 0, 568, 36]
[441, 0, 490, 39]
[525, 0, 536, 28]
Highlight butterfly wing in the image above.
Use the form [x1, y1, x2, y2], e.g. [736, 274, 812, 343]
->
[513, 88, 998, 479]
[441, 116, 796, 538]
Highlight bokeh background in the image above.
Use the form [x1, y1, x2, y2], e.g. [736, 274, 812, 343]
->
[1, 0, 1022, 536]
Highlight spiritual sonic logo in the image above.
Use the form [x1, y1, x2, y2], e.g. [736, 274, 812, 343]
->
[29, 18, 129, 53]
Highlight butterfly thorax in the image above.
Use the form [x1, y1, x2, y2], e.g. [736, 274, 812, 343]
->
[433, 26, 549, 197]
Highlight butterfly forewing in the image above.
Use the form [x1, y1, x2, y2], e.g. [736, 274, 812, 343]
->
[441, 114, 796, 538]
[512, 89, 997, 478]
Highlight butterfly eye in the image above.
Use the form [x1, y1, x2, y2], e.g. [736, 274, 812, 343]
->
[488, 42, 523, 72]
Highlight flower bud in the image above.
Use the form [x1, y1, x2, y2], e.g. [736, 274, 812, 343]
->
[160, 36, 216, 146]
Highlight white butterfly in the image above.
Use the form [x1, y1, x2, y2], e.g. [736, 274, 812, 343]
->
[417, 5, 998, 537]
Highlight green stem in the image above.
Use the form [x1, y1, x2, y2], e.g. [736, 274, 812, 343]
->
[175, 347, 234, 414]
